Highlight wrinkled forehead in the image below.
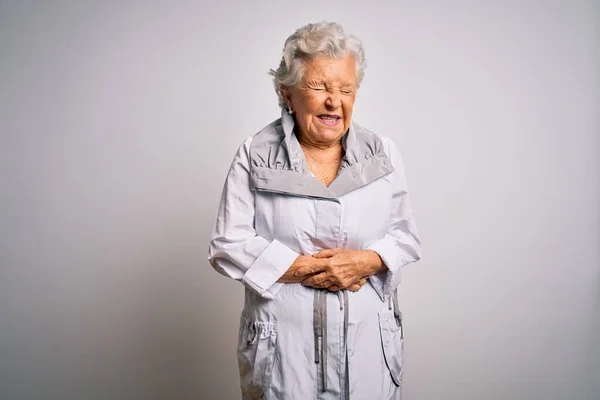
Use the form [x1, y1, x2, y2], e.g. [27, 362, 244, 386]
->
[300, 55, 358, 85]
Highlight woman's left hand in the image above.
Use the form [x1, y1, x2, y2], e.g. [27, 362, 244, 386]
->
[295, 248, 386, 291]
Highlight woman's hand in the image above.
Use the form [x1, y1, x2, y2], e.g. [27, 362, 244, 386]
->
[333, 276, 368, 292]
[296, 249, 386, 291]
[277, 255, 329, 284]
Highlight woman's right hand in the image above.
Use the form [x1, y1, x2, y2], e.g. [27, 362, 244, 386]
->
[277, 255, 329, 284]
[330, 277, 368, 292]
[278, 254, 370, 292]
[294, 249, 382, 292]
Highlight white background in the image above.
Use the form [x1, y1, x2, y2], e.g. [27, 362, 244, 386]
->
[1, 1, 598, 399]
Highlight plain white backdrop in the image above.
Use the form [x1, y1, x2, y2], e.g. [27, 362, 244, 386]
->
[1, 1, 598, 399]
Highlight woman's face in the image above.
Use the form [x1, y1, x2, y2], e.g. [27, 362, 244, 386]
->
[283, 55, 357, 147]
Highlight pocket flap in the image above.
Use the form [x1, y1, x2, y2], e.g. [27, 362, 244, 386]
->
[378, 310, 404, 386]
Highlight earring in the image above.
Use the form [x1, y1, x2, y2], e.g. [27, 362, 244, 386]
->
[287, 107, 293, 115]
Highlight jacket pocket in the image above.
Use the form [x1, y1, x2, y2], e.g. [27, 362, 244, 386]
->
[378, 310, 404, 386]
[237, 314, 278, 399]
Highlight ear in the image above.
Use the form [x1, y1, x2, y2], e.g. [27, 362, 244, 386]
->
[279, 84, 293, 110]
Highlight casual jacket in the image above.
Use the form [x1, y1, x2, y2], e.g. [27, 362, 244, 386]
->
[209, 110, 421, 399]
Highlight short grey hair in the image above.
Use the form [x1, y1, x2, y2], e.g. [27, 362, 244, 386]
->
[269, 21, 367, 108]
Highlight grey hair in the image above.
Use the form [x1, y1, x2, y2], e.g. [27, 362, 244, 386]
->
[269, 21, 367, 108]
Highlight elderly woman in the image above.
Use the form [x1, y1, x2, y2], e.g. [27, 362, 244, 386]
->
[209, 21, 421, 400]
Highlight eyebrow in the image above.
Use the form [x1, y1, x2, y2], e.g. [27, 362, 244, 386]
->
[303, 79, 355, 88]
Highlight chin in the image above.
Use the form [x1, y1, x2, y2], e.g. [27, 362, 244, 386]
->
[317, 129, 345, 142]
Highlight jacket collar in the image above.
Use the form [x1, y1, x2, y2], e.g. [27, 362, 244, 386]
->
[250, 109, 394, 199]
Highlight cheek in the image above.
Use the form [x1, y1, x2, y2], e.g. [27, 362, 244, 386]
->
[343, 100, 355, 120]
[343, 96, 355, 109]
[305, 94, 326, 112]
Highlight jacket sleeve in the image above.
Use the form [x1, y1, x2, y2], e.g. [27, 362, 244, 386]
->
[367, 137, 422, 301]
[208, 137, 300, 299]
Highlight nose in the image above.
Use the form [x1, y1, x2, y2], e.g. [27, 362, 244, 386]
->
[325, 90, 342, 109]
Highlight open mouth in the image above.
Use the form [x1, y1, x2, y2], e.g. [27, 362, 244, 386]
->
[317, 114, 341, 126]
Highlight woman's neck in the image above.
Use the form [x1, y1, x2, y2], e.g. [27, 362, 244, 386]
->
[296, 132, 344, 160]
[299, 140, 343, 162]
[298, 138, 344, 187]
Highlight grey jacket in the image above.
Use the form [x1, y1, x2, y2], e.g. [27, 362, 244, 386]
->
[209, 110, 421, 399]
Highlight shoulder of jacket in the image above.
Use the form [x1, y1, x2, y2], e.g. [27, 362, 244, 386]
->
[235, 117, 284, 159]
[352, 121, 393, 159]
[352, 123, 403, 167]
[251, 118, 284, 146]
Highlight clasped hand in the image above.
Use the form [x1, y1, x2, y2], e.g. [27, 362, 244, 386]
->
[279, 248, 385, 292]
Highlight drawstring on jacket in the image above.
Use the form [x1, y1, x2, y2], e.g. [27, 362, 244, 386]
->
[389, 289, 403, 338]
[313, 290, 328, 391]
[313, 289, 350, 396]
